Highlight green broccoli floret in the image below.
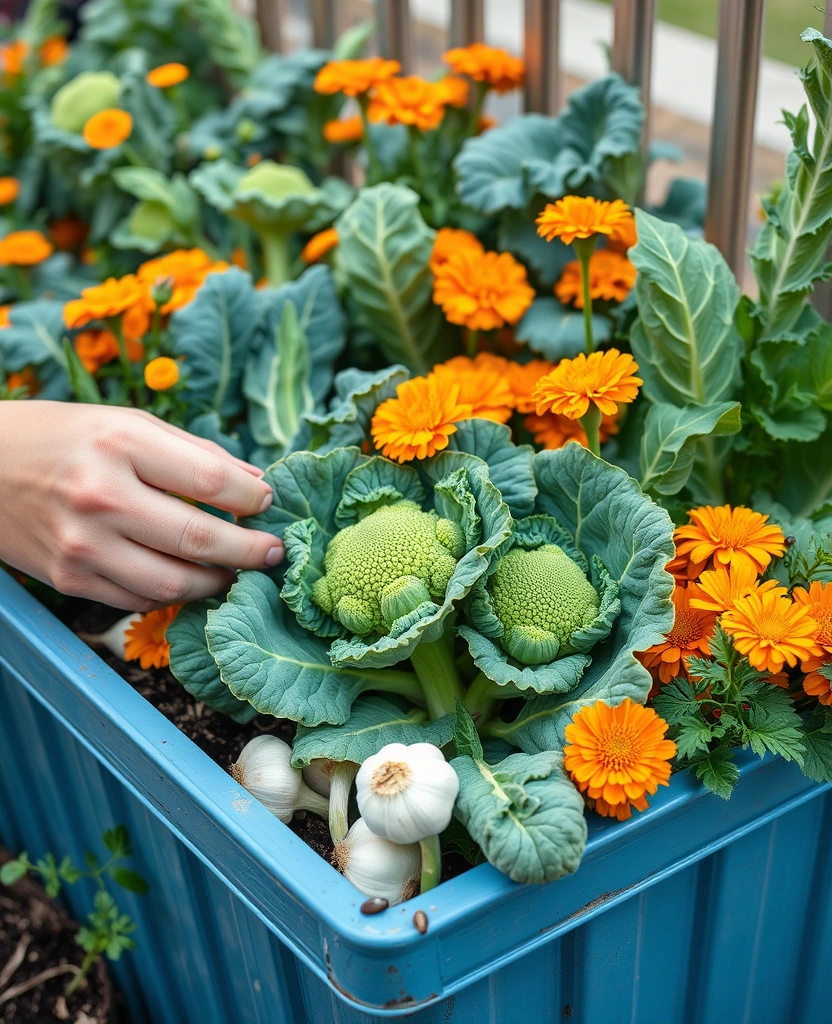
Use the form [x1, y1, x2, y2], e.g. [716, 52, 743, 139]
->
[488, 544, 600, 665]
[311, 500, 465, 637]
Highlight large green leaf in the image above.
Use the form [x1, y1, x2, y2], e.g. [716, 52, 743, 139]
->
[515, 296, 610, 361]
[336, 183, 449, 373]
[170, 267, 258, 418]
[490, 444, 675, 752]
[498, 211, 573, 288]
[639, 402, 742, 495]
[291, 696, 454, 767]
[446, 419, 536, 519]
[629, 210, 743, 406]
[111, 168, 198, 230]
[0, 300, 69, 399]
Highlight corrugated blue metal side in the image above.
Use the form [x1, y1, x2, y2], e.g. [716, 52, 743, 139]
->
[1, 569, 831, 1024]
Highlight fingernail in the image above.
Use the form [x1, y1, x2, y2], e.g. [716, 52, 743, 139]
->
[258, 490, 273, 514]
[265, 544, 284, 568]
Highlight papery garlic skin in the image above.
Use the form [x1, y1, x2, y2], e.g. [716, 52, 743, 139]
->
[231, 735, 328, 823]
[334, 818, 420, 906]
[83, 613, 137, 660]
[302, 758, 337, 797]
[356, 742, 459, 845]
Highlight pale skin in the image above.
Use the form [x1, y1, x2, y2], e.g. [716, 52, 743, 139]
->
[0, 402, 283, 611]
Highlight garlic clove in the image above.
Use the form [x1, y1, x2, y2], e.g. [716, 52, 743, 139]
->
[230, 735, 303, 823]
[78, 613, 138, 661]
[334, 818, 420, 907]
[302, 757, 337, 797]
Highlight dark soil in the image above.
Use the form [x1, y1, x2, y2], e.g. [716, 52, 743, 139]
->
[0, 852, 111, 1024]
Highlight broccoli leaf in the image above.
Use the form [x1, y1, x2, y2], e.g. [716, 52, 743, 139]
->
[0, 300, 70, 400]
[515, 296, 611, 362]
[302, 364, 409, 454]
[445, 419, 536, 518]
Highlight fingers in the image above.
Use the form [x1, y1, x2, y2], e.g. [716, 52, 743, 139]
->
[93, 539, 237, 605]
[123, 409, 264, 477]
[120, 490, 284, 570]
[83, 574, 165, 613]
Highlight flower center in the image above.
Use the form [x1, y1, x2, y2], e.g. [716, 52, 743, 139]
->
[599, 728, 637, 769]
[371, 760, 412, 796]
[815, 609, 832, 648]
[751, 609, 788, 643]
[666, 609, 705, 648]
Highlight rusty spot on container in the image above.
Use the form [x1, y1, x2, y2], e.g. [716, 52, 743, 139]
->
[413, 910, 428, 934]
[360, 896, 389, 915]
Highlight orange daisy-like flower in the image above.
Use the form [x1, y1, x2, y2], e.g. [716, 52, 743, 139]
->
[371, 374, 471, 463]
[146, 62, 189, 88]
[314, 57, 401, 97]
[442, 43, 524, 93]
[0, 230, 53, 267]
[300, 227, 339, 264]
[367, 76, 449, 131]
[507, 359, 555, 414]
[0, 178, 19, 206]
[49, 215, 88, 251]
[1, 40, 28, 77]
[532, 348, 642, 420]
[432, 353, 515, 424]
[429, 227, 484, 275]
[721, 589, 821, 674]
[536, 196, 635, 247]
[83, 109, 132, 149]
[144, 356, 180, 391]
[564, 698, 677, 820]
[432, 249, 535, 331]
[674, 505, 786, 577]
[74, 329, 144, 374]
[124, 605, 181, 669]
[323, 115, 364, 144]
[137, 248, 228, 314]
[638, 583, 717, 685]
[434, 75, 470, 107]
[524, 409, 619, 450]
[793, 582, 832, 671]
[39, 35, 68, 67]
[555, 249, 637, 308]
[5, 366, 40, 396]
[0, 304, 11, 327]
[65, 275, 154, 331]
[689, 562, 785, 614]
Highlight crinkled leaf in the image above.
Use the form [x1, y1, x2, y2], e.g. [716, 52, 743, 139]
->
[445, 419, 536, 518]
[112, 168, 199, 230]
[453, 699, 483, 760]
[186, 412, 247, 461]
[497, 210, 574, 287]
[648, 177, 706, 236]
[515, 297, 610, 361]
[0, 300, 69, 399]
[459, 627, 590, 695]
[303, 364, 409, 453]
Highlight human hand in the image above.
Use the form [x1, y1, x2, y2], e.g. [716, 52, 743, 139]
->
[0, 402, 283, 611]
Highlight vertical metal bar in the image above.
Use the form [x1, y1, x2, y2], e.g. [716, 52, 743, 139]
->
[812, 1, 832, 318]
[310, 0, 338, 50]
[611, 0, 655, 125]
[825, 0, 832, 40]
[705, 0, 766, 276]
[375, 0, 411, 71]
[523, 0, 560, 114]
[255, 0, 286, 53]
[450, 0, 485, 47]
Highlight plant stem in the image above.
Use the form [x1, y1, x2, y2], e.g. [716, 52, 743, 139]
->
[469, 81, 488, 135]
[581, 404, 602, 457]
[296, 781, 331, 820]
[327, 761, 358, 844]
[466, 328, 480, 358]
[407, 125, 424, 191]
[418, 833, 442, 893]
[121, 143, 146, 168]
[65, 950, 96, 996]
[108, 316, 143, 407]
[573, 236, 597, 355]
[15, 266, 32, 300]
[357, 96, 382, 184]
[358, 668, 426, 707]
[259, 230, 292, 287]
[410, 639, 466, 720]
[463, 670, 500, 726]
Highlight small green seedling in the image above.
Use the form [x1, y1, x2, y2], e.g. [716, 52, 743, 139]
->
[0, 825, 148, 996]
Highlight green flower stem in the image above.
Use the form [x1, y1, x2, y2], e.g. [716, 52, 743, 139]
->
[357, 95, 382, 184]
[65, 950, 97, 996]
[107, 316, 143, 408]
[466, 328, 480, 358]
[407, 125, 425, 191]
[581, 404, 602, 457]
[121, 143, 147, 168]
[15, 266, 32, 300]
[573, 236, 597, 355]
[259, 229, 292, 287]
[469, 81, 488, 135]
[358, 669, 426, 707]
[327, 761, 357, 844]
[419, 833, 442, 893]
[463, 670, 501, 726]
[410, 639, 466, 720]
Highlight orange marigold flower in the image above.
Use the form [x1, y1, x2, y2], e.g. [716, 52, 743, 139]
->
[564, 698, 676, 820]
[368, 76, 449, 131]
[804, 670, 832, 705]
[124, 605, 181, 669]
[442, 43, 524, 93]
[674, 505, 786, 577]
[722, 589, 821, 674]
[607, 214, 638, 252]
[371, 374, 471, 463]
[689, 562, 785, 614]
[323, 115, 364, 143]
[0, 230, 53, 267]
[137, 248, 228, 314]
[434, 75, 470, 107]
[0, 304, 11, 327]
[146, 62, 189, 88]
[5, 366, 40, 396]
[532, 348, 642, 420]
[65, 275, 153, 330]
[231, 247, 247, 270]
[1, 40, 28, 77]
[638, 583, 717, 685]
[0, 177, 19, 205]
[39, 36, 68, 66]
[432, 249, 535, 331]
[314, 57, 401, 97]
[524, 409, 619, 450]
[477, 114, 497, 133]
[144, 356, 180, 391]
[83, 109, 132, 150]
[508, 358, 555, 413]
[432, 353, 515, 423]
[792, 581, 832, 672]
[536, 196, 635, 247]
[300, 227, 339, 264]
[430, 227, 484, 275]
[49, 215, 88, 251]
[74, 329, 144, 373]
[555, 249, 637, 308]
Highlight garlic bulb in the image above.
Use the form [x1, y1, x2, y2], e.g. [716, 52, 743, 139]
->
[356, 742, 459, 845]
[231, 736, 329, 823]
[79, 613, 137, 660]
[302, 758, 337, 797]
[334, 818, 420, 906]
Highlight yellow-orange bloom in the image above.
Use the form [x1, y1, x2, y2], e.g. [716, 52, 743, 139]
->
[432, 249, 535, 331]
[689, 562, 785, 614]
[83, 109, 132, 149]
[0, 305, 11, 327]
[804, 670, 832, 705]
[555, 249, 637, 308]
[146, 62, 189, 88]
[564, 699, 676, 820]
[314, 57, 400, 97]
[371, 374, 471, 463]
[300, 227, 339, 264]
[0, 178, 19, 205]
[722, 589, 821, 674]
[793, 582, 832, 671]
[524, 409, 619, 451]
[39, 35, 68, 66]
[674, 505, 786, 577]
[74, 329, 144, 374]
[124, 605, 181, 669]
[434, 75, 470, 107]
[65, 275, 154, 330]
[1, 40, 28, 77]
[0, 230, 53, 266]
[532, 348, 642, 420]
[432, 353, 515, 424]
[323, 115, 364, 144]
[5, 366, 39, 396]
[507, 358, 555, 413]
[137, 248, 228, 314]
[144, 356, 180, 391]
[49, 215, 88, 251]
[638, 583, 717, 684]
[368, 76, 448, 131]
[536, 196, 635, 247]
[442, 43, 524, 93]
[429, 227, 484, 275]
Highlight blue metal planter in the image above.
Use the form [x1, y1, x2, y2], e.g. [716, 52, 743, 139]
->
[1, 568, 830, 1024]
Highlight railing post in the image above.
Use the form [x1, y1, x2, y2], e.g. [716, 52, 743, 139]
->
[256, 0, 287, 53]
[705, 0, 766, 277]
[310, 0, 337, 50]
[813, 2, 832, 318]
[611, 0, 655, 130]
[375, 0, 411, 71]
[523, 0, 560, 114]
[450, 1, 485, 47]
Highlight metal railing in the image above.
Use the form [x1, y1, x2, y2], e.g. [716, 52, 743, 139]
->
[255, 0, 832, 278]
